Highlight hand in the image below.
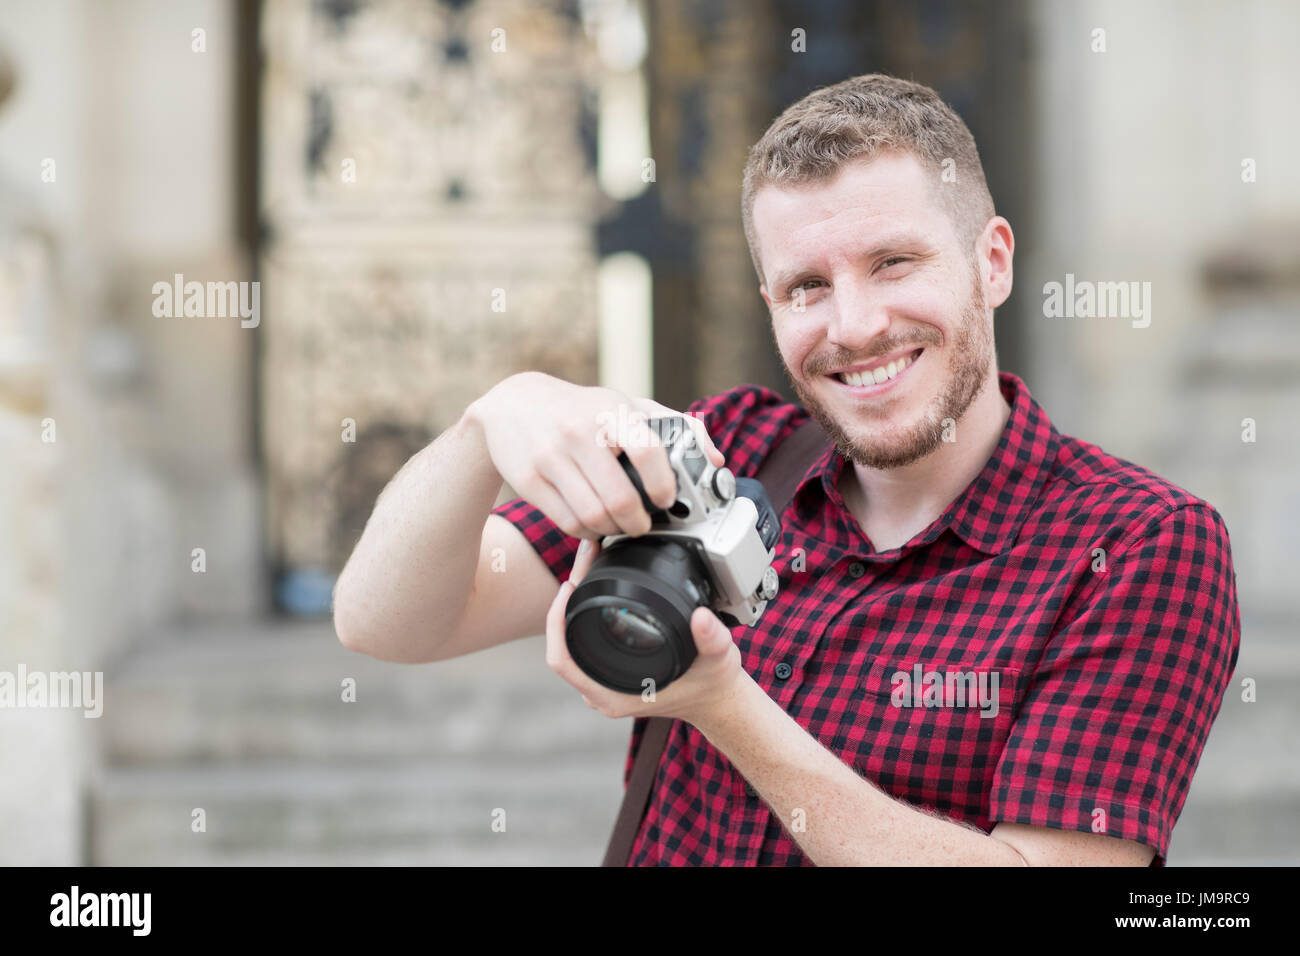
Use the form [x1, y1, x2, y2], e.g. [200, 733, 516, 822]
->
[465, 372, 725, 541]
[544, 538, 747, 727]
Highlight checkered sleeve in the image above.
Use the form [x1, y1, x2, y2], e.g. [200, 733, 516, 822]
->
[987, 502, 1241, 866]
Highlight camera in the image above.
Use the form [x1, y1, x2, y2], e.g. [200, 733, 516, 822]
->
[564, 416, 781, 694]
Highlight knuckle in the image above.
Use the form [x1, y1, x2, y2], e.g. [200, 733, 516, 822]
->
[624, 440, 660, 464]
[530, 450, 562, 479]
[647, 477, 675, 503]
[538, 440, 570, 468]
[608, 490, 641, 516]
[577, 504, 607, 529]
[557, 418, 586, 443]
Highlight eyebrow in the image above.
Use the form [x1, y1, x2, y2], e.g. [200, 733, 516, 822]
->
[768, 231, 935, 293]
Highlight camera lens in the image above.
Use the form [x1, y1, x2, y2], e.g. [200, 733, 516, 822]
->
[565, 537, 712, 694]
[600, 606, 667, 651]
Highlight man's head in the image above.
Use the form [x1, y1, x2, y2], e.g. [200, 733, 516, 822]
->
[743, 74, 1013, 470]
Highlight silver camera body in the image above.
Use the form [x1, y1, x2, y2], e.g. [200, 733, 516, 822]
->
[604, 417, 780, 627]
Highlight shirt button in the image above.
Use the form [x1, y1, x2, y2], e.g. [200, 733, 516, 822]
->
[774, 660, 793, 680]
[848, 561, 865, 578]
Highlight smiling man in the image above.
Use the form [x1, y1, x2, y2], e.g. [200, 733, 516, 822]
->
[333, 74, 1241, 867]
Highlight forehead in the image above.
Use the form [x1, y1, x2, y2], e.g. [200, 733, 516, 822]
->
[752, 151, 953, 282]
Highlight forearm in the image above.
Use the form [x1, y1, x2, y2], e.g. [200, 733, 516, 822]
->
[333, 410, 502, 662]
[691, 671, 1027, 866]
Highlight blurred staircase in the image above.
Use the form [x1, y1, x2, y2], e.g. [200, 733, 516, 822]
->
[88, 620, 629, 865]
[88, 617, 1296, 866]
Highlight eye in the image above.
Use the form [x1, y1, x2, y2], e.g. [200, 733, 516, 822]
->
[877, 256, 910, 272]
[789, 278, 826, 296]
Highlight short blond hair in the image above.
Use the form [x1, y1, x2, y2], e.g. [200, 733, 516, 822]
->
[741, 74, 995, 287]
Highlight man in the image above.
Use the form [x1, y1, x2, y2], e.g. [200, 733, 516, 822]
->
[333, 74, 1240, 866]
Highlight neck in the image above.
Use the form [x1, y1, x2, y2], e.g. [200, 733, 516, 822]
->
[838, 372, 1012, 551]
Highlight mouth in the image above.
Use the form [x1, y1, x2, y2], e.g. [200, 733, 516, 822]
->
[825, 348, 924, 396]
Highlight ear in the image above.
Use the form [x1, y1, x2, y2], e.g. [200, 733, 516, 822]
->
[979, 216, 1014, 310]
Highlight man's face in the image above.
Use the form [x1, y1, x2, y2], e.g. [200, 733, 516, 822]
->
[756, 151, 995, 470]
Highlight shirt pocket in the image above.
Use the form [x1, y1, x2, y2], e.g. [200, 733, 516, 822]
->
[836, 657, 1021, 830]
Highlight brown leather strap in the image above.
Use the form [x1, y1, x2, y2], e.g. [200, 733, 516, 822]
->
[752, 416, 833, 522]
[601, 715, 673, 867]
[601, 417, 829, 866]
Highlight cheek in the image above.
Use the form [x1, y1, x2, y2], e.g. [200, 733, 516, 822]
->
[888, 285, 970, 350]
[890, 282, 957, 321]
[774, 320, 820, 374]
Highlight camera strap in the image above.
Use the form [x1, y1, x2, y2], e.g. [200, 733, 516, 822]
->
[600, 416, 829, 867]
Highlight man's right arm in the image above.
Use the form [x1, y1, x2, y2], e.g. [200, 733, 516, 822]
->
[332, 372, 725, 664]
[332, 411, 556, 663]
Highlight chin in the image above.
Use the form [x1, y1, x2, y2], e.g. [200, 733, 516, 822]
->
[840, 410, 948, 469]
[793, 372, 948, 471]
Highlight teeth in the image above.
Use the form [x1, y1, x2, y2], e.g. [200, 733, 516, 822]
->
[837, 352, 915, 387]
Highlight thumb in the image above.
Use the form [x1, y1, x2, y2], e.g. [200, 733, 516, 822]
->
[690, 606, 733, 655]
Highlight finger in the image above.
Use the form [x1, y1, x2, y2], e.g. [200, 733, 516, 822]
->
[597, 406, 675, 511]
[537, 452, 621, 538]
[570, 440, 655, 535]
[545, 581, 576, 673]
[620, 440, 677, 511]
[571, 537, 602, 585]
[690, 606, 734, 655]
[635, 399, 725, 468]
[517, 471, 590, 541]
[685, 417, 726, 468]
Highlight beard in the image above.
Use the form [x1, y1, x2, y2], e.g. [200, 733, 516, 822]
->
[780, 266, 993, 470]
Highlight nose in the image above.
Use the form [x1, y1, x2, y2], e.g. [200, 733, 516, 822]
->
[824, 275, 890, 350]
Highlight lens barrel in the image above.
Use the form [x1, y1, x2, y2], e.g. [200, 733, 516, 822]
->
[564, 536, 712, 694]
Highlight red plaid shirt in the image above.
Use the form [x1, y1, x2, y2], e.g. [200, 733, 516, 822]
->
[492, 371, 1240, 866]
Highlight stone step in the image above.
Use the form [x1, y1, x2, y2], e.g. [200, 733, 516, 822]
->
[92, 754, 1295, 866]
[99, 620, 631, 765]
[1167, 789, 1300, 865]
[101, 622, 1299, 793]
[90, 755, 624, 866]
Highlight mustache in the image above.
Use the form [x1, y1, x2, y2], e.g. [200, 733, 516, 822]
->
[805, 330, 942, 377]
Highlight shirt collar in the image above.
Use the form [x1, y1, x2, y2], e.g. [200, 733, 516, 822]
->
[793, 371, 1060, 556]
